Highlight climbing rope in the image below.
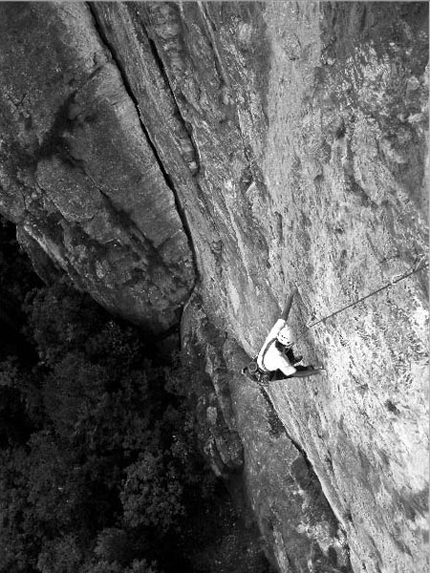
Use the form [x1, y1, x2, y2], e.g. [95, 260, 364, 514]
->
[305, 255, 428, 329]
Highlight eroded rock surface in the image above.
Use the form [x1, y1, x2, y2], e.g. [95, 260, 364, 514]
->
[0, 3, 195, 332]
[0, 2, 428, 572]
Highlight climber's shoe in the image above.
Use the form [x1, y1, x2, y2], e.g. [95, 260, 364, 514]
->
[313, 365, 325, 373]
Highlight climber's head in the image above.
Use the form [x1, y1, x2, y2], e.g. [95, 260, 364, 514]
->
[277, 325, 295, 348]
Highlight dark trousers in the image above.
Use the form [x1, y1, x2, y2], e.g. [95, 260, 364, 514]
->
[289, 366, 320, 378]
[272, 365, 320, 380]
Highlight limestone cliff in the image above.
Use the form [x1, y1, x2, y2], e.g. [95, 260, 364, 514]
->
[0, 2, 428, 572]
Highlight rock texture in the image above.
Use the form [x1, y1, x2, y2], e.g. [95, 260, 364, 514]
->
[0, 2, 195, 332]
[181, 295, 351, 572]
[0, 2, 428, 573]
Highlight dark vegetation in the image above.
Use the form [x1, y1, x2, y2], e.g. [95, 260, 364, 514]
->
[0, 217, 273, 573]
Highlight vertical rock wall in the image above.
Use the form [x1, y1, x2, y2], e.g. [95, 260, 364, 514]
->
[0, 2, 428, 572]
[260, 5, 429, 572]
[0, 2, 195, 332]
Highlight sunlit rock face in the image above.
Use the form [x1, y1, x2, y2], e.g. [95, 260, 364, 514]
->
[0, 2, 428, 572]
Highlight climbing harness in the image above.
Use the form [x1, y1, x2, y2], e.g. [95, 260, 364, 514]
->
[306, 255, 428, 329]
[242, 359, 272, 385]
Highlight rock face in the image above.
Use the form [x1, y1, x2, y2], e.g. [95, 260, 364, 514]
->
[0, 3, 195, 332]
[0, 2, 428, 572]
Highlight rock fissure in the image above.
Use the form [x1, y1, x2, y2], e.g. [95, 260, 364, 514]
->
[0, 3, 428, 572]
[196, 1, 231, 91]
[87, 2, 199, 293]
[140, 25, 202, 177]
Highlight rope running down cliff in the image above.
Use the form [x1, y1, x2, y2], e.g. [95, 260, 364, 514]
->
[305, 255, 428, 330]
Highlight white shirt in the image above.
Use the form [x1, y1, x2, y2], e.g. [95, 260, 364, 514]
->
[257, 319, 296, 377]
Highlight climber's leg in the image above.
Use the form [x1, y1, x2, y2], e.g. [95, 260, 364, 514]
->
[271, 369, 286, 381]
[290, 366, 324, 378]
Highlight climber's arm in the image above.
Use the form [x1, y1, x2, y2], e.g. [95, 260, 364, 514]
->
[277, 358, 296, 378]
[280, 287, 298, 321]
[261, 288, 298, 353]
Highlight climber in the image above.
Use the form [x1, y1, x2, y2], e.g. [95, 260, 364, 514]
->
[243, 287, 324, 383]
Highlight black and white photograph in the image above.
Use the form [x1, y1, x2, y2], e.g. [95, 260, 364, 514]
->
[0, 2, 428, 572]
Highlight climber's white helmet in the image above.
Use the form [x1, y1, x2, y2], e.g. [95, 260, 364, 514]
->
[277, 325, 295, 348]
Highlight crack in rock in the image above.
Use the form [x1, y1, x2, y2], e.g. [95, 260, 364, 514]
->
[87, 2, 199, 293]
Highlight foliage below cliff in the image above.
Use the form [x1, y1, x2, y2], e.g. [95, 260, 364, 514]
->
[0, 218, 272, 573]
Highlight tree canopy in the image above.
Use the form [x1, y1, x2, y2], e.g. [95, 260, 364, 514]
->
[0, 217, 273, 573]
